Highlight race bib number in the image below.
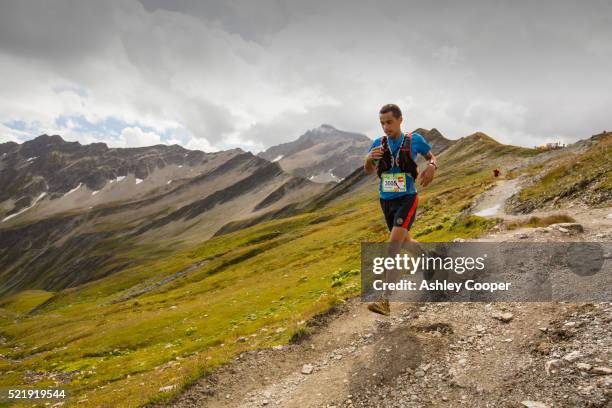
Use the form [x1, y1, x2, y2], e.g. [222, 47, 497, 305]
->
[382, 172, 407, 193]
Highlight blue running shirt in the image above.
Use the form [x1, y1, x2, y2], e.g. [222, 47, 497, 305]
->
[368, 132, 432, 199]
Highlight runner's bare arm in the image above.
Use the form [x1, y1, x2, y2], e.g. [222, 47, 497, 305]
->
[424, 151, 437, 167]
[364, 147, 382, 175]
[419, 151, 437, 187]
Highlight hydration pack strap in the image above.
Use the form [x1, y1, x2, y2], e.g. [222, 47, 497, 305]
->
[385, 132, 412, 168]
[400, 132, 413, 160]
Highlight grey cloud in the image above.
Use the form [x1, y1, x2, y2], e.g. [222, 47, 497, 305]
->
[139, 0, 306, 42]
[0, 1, 116, 61]
[0, 0, 610, 151]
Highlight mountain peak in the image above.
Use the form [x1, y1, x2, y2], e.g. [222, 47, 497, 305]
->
[32, 133, 68, 143]
[258, 124, 372, 180]
[21, 134, 79, 154]
[20, 134, 112, 157]
[412, 127, 455, 155]
[465, 131, 500, 145]
[318, 124, 336, 130]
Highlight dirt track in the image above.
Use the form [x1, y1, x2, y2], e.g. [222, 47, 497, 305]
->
[164, 295, 611, 407]
[159, 201, 611, 407]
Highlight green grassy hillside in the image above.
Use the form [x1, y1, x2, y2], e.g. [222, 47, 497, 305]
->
[512, 132, 611, 213]
[0, 135, 541, 407]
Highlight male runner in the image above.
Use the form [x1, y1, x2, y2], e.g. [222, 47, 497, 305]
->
[364, 104, 438, 315]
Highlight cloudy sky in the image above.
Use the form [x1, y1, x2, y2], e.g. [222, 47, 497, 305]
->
[1, 0, 610, 152]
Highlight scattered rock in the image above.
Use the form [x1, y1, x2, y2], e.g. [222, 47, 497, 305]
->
[236, 337, 247, 343]
[551, 222, 584, 234]
[596, 376, 612, 388]
[576, 363, 592, 372]
[545, 359, 564, 375]
[562, 351, 581, 363]
[492, 311, 514, 323]
[159, 384, 177, 392]
[521, 401, 550, 408]
[534, 341, 552, 355]
[591, 366, 612, 375]
[301, 364, 314, 375]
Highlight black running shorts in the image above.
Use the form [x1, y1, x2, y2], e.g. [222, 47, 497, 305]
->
[379, 194, 419, 231]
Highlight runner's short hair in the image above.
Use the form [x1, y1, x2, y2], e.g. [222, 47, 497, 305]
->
[379, 104, 402, 119]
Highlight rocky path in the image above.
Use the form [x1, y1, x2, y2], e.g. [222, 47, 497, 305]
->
[159, 206, 611, 408]
[471, 178, 522, 218]
[164, 294, 611, 408]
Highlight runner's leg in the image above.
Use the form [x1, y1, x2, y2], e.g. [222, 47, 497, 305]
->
[385, 194, 416, 298]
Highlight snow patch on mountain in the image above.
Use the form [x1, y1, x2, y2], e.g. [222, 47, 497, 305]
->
[63, 182, 83, 197]
[2, 192, 47, 222]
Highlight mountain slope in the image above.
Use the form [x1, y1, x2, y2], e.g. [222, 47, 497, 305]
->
[258, 124, 372, 182]
[509, 131, 612, 213]
[0, 135, 329, 297]
[0, 134, 247, 224]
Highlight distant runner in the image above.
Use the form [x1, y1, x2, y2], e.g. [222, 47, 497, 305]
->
[363, 104, 438, 315]
[494, 168, 501, 178]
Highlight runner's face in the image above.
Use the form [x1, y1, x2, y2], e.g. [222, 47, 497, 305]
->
[379, 112, 402, 137]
